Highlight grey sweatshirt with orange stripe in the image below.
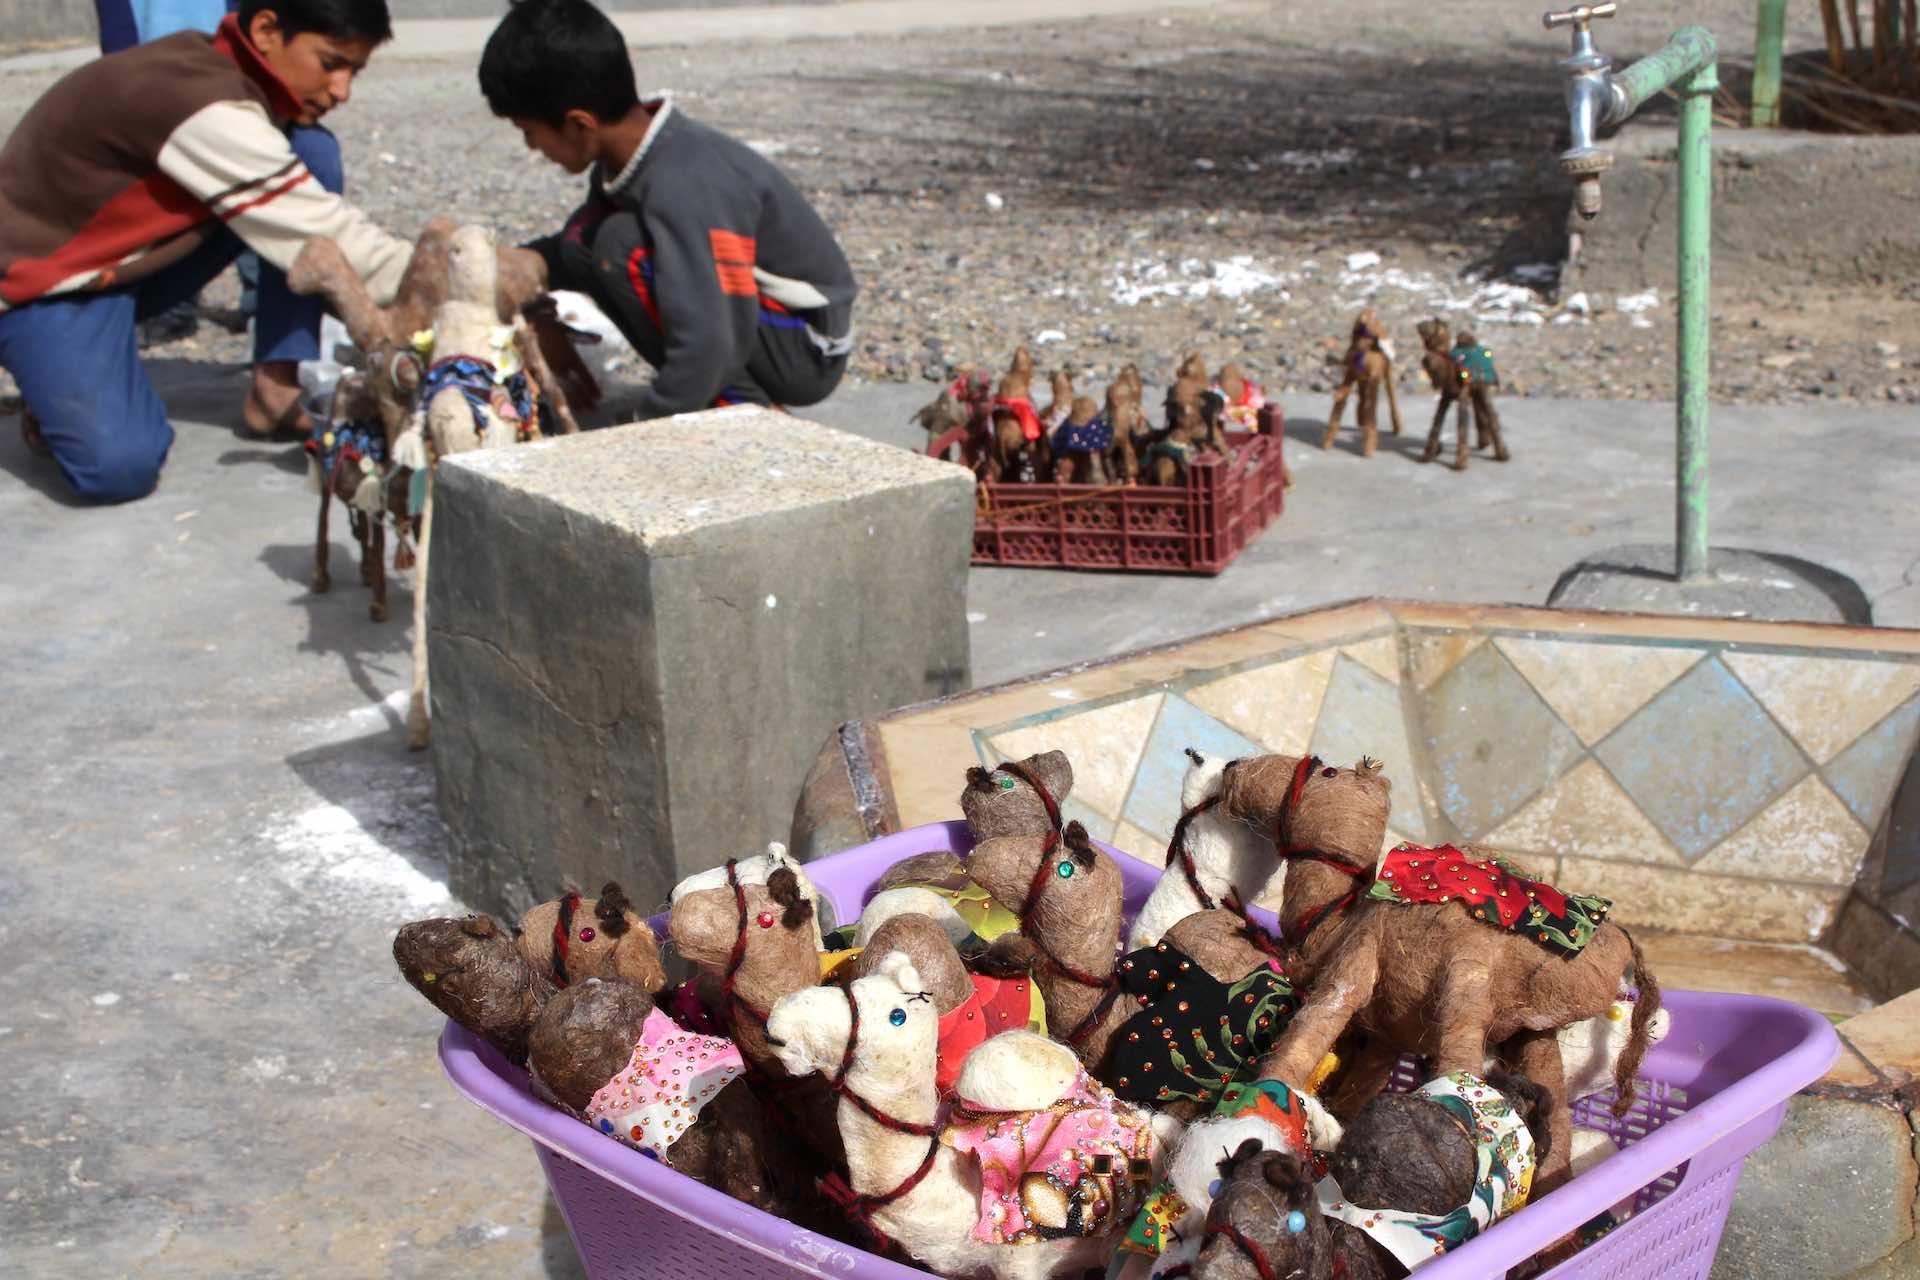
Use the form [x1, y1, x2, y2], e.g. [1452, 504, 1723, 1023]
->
[529, 98, 857, 419]
[0, 17, 408, 314]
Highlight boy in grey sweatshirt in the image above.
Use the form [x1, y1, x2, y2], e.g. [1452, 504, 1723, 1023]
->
[480, 0, 857, 418]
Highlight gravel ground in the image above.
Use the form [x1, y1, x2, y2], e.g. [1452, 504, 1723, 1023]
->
[2, 0, 1915, 415]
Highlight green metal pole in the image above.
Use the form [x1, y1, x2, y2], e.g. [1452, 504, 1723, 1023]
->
[1753, 0, 1787, 125]
[1676, 58, 1717, 583]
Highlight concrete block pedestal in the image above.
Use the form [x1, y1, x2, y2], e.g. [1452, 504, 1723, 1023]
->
[427, 406, 974, 918]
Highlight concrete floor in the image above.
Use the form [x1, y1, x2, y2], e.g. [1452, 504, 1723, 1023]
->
[2, 360, 1915, 1275]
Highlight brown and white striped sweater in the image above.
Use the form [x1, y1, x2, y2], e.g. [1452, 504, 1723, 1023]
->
[0, 15, 408, 314]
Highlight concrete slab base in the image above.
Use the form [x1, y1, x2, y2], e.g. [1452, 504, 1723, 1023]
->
[428, 407, 974, 918]
[1548, 543, 1873, 625]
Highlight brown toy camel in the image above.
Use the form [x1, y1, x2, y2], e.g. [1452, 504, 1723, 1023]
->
[668, 859, 847, 1171]
[289, 221, 583, 748]
[956, 753, 1294, 1102]
[1142, 400, 1211, 485]
[1213, 753, 1659, 1197]
[915, 366, 993, 468]
[309, 371, 405, 621]
[1416, 317, 1476, 471]
[1323, 308, 1403, 455]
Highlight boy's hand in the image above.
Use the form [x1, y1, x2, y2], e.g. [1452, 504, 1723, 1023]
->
[531, 311, 603, 414]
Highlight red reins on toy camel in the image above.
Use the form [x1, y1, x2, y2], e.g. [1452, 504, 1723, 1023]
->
[1219, 751, 1662, 1198]
[989, 760, 1126, 1054]
[809, 983, 944, 1254]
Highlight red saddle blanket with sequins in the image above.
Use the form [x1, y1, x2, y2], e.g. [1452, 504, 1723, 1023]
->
[1366, 844, 1612, 956]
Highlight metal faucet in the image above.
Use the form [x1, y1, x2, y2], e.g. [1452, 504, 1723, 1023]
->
[1545, 2, 1620, 219]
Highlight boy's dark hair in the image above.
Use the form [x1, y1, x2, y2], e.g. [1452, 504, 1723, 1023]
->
[479, 0, 640, 126]
[238, 0, 394, 43]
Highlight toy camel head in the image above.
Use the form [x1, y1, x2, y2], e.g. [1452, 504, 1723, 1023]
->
[767, 950, 938, 1099]
[1218, 754, 1392, 870]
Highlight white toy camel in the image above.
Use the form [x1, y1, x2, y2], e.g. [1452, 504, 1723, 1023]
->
[1128, 749, 1278, 950]
[768, 952, 1167, 1279]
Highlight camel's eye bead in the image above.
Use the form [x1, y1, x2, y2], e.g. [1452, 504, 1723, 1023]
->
[1286, 1210, 1307, 1235]
[889, 1008, 907, 1027]
[1608, 1003, 1628, 1022]
[578, 927, 595, 943]
[997, 776, 1016, 791]
[1056, 860, 1075, 880]
[1321, 766, 1338, 779]
[421, 972, 437, 983]
[756, 911, 776, 929]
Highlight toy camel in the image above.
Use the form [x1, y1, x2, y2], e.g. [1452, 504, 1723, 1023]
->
[1322, 308, 1402, 456]
[289, 221, 581, 748]
[1215, 752, 1660, 1197]
[308, 371, 404, 621]
[767, 952, 1165, 1279]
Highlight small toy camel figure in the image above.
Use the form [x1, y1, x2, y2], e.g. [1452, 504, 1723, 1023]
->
[1450, 329, 1509, 466]
[767, 951, 1164, 1279]
[1142, 400, 1211, 485]
[1127, 748, 1277, 950]
[395, 226, 576, 747]
[1103, 375, 1145, 484]
[668, 847, 846, 1172]
[1416, 317, 1474, 471]
[916, 367, 994, 467]
[1216, 753, 1661, 1198]
[987, 347, 1051, 483]
[1322, 308, 1402, 456]
[1052, 395, 1117, 484]
[308, 371, 404, 621]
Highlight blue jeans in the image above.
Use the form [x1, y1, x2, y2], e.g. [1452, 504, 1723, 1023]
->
[0, 125, 343, 504]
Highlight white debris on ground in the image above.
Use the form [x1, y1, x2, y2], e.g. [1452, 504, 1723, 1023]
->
[1617, 288, 1661, 330]
[1108, 250, 1587, 330]
[1108, 255, 1296, 306]
[249, 751, 452, 920]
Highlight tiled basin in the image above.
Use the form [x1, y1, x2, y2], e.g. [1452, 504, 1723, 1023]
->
[796, 599, 1920, 1005]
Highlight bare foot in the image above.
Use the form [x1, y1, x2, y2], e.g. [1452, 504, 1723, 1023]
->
[242, 362, 313, 438]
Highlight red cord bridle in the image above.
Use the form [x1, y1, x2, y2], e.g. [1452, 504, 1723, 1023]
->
[993, 760, 1120, 1048]
[719, 859, 771, 1027]
[814, 985, 942, 1253]
[1166, 758, 1287, 963]
[1273, 756, 1368, 947]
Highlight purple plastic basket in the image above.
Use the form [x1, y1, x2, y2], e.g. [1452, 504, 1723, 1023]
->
[438, 821, 1840, 1280]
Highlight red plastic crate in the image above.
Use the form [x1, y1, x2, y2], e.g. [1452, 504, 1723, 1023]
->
[971, 419, 1287, 576]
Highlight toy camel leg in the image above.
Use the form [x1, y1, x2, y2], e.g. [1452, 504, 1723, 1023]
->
[407, 472, 434, 751]
[1382, 368, 1403, 435]
[1427, 958, 1494, 1076]
[1419, 393, 1454, 462]
[1452, 395, 1472, 471]
[1357, 381, 1379, 458]
[368, 513, 388, 623]
[1474, 387, 1510, 461]
[1260, 935, 1379, 1088]
[1322, 1035, 1401, 1117]
[1504, 1028, 1574, 1196]
[313, 476, 333, 593]
[1322, 379, 1355, 447]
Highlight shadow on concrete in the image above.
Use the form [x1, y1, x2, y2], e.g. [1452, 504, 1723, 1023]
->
[259, 540, 416, 725]
[542, 1194, 588, 1280]
[281, 724, 449, 894]
[0, 426, 90, 506]
[808, 41, 1576, 281]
